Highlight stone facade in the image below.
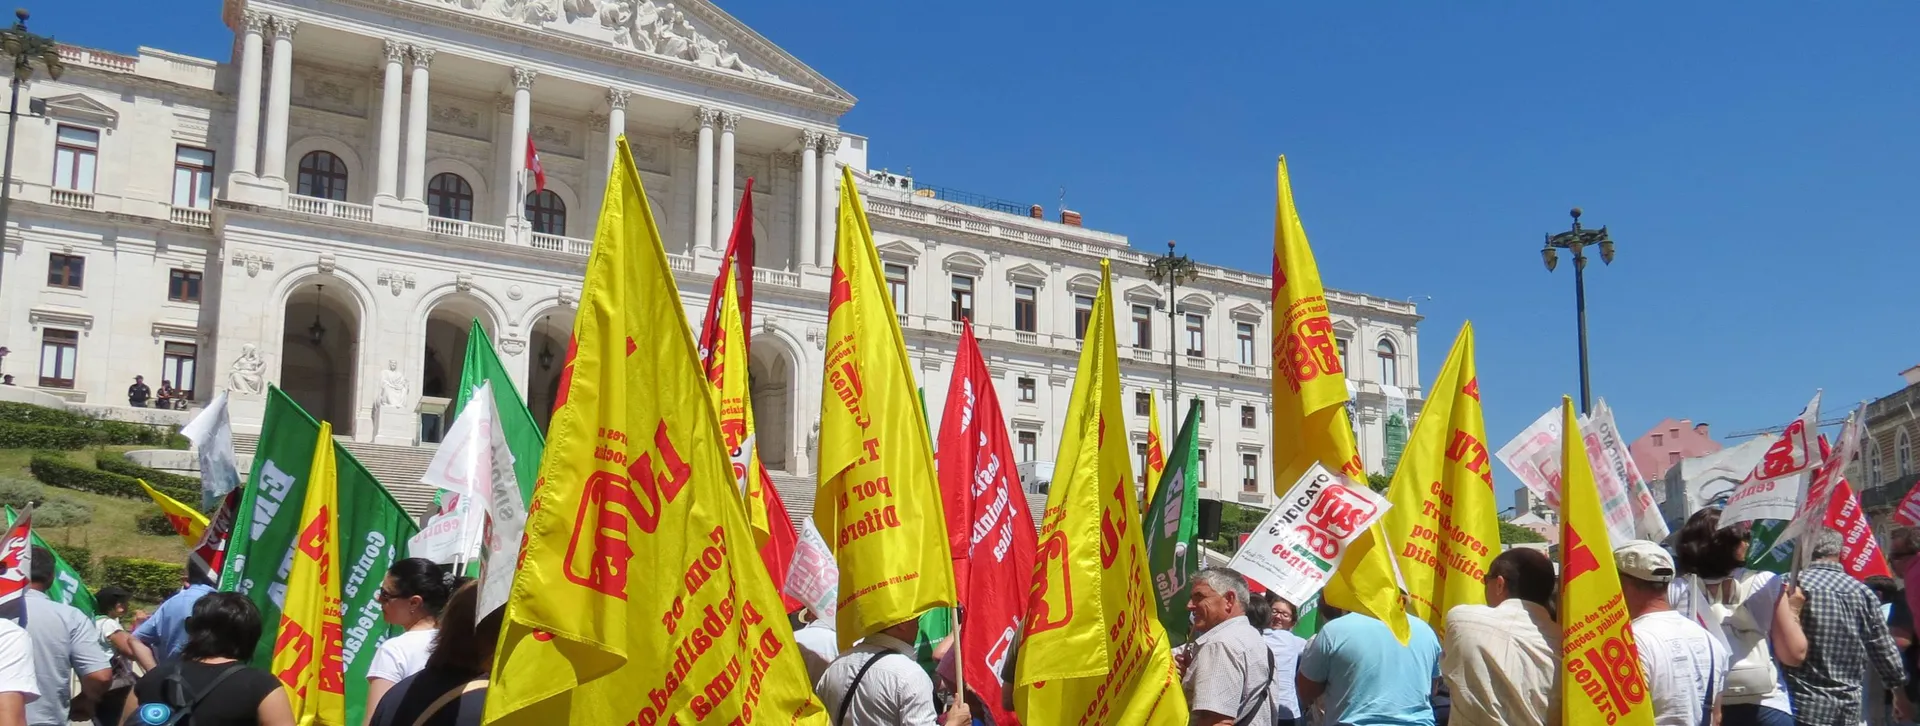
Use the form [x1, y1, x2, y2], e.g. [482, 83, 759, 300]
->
[1, 0, 1421, 509]
[1853, 366, 1920, 520]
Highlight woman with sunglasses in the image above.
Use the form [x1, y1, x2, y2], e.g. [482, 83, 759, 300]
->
[364, 558, 464, 725]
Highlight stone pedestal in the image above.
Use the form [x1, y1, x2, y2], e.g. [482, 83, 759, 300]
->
[227, 175, 287, 207]
[373, 403, 417, 446]
[372, 198, 427, 228]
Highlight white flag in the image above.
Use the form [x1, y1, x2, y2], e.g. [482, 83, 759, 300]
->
[1720, 391, 1822, 528]
[407, 383, 495, 566]
[476, 391, 524, 620]
[785, 517, 839, 621]
[181, 390, 241, 511]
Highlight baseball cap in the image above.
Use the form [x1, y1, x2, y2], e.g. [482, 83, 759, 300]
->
[1614, 540, 1676, 583]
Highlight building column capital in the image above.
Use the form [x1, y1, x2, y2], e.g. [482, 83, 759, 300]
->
[407, 45, 435, 69]
[606, 88, 630, 111]
[242, 9, 270, 34]
[800, 129, 824, 151]
[381, 39, 407, 64]
[820, 133, 841, 154]
[719, 110, 740, 133]
[510, 67, 537, 90]
[696, 106, 721, 127]
[269, 15, 299, 39]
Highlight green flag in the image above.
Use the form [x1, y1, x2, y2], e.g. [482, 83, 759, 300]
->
[451, 320, 543, 504]
[220, 387, 420, 726]
[1291, 593, 1322, 638]
[1144, 399, 1203, 643]
[1746, 519, 1793, 573]
[3, 507, 93, 615]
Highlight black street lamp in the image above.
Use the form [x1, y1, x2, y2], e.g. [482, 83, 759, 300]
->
[1541, 207, 1616, 414]
[1146, 240, 1197, 432]
[0, 9, 64, 287]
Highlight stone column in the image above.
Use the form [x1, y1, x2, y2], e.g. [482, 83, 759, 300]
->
[259, 16, 298, 185]
[402, 47, 434, 204]
[230, 10, 267, 182]
[796, 130, 819, 269]
[692, 107, 718, 252]
[505, 68, 536, 230]
[605, 89, 629, 173]
[714, 111, 738, 249]
[374, 40, 405, 202]
[816, 133, 840, 262]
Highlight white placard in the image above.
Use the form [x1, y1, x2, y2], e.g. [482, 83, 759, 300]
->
[1226, 463, 1390, 607]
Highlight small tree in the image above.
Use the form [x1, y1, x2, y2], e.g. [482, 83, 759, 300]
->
[1501, 521, 1548, 545]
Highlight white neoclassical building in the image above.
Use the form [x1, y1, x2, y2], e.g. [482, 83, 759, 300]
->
[2, 0, 1422, 511]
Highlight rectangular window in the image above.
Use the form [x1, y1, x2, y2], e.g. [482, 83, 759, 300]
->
[162, 342, 197, 400]
[1185, 314, 1205, 356]
[1652, 433, 1663, 447]
[1198, 401, 1206, 423]
[47, 253, 84, 289]
[950, 275, 975, 322]
[1074, 295, 1095, 340]
[1242, 454, 1260, 493]
[1132, 304, 1153, 349]
[1336, 338, 1350, 372]
[1017, 376, 1036, 403]
[1017, 431, 1038, 463]
[1236, 322, 1256, 365]
[1135, 392, 1152, 416]
[171, 146, 215, 209]
[1669, 451, 1681, 466]
[1241, 405, 1256, 428]
[53, 125, 100, 192]
[1198, 449, 1210, 487]
[38, 329, 78, 389]
[168, 269, 203, 303]
[1013, 284, 1037, 333]
[1137, 443, 1150, 485]
[884, 263, 910, 317]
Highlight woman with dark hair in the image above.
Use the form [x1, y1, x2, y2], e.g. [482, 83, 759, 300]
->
[92, 586, 154, 726]
[368, 582, 499, 726]
[121, 592, 293, 726]
[1672, 507, 1791, 726]
[364, 558, 463, 724]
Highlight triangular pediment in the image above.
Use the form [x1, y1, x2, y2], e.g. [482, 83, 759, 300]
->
[875, 240, 920, 264]
[395, 0, 853, 108]
[1004, 263, 1047, 286]
[38, 94, 118, 128]
[1122, 283, 1161, 304]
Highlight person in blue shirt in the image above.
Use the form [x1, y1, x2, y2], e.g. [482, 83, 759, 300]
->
[132, 578, 215, 664]
[1297, 604, 1442, 726]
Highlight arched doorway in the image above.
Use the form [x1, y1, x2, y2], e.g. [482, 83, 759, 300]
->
[420, 296, 494, 441]
[525, 310, 574, 435]
[748, 341, 794, 473]
[281, 281, 360, 435]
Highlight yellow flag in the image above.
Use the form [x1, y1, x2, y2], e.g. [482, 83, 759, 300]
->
[1383, 322, 1499, 635]
[1143, 393, 1167, 505]
[137, 479, 208, 546]
[705, 259, 770, 538]
[269, 423, 345, 726]
[1015, 260, 1185, 725]
[1270, 156, 1410, 643]
[1557, 396, 1655, 726]
[817, 165, 956, 649]
[483, 138, 824, 725]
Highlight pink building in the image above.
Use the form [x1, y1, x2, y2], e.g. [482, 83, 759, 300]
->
[1629, 418, 1723, 482]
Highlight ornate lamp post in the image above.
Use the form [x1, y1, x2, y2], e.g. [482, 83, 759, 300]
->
[0, 9, 64, 287]
[1540, 207, 1615, 414]
[1146, 240, 1198, 431]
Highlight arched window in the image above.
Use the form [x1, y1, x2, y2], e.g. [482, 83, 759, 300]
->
[525, 190, 566, 236]
[1376, 337, 1398, 386]
[296, 151, 349, 201]
[1900, 429, 1914, 477]
[428, 173, 474, 221]
[1869, 440, 1883, 487]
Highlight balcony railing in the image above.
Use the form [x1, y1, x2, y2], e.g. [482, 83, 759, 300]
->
[50, 189, 95, 210]
[530, 232, 591, 256]
[288, 195, 373, 223]
[427, 216, 505, 243]
[1015, 331, 1038, 345]
[169, 206, 211, 228]
[667, 254, 694, 273]
[752, 266, 801, 289]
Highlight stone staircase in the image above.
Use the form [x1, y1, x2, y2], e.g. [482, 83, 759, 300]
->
[231, 432, 441, 516]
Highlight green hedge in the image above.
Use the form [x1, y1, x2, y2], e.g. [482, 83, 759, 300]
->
[94, 454, 200, 495]
[99, 557, 183, 602]
[53, 544, 95, 581]
[0, 423, 104, 450]
[0, 402, 185, 447]
[0, 402, 93, 428]
[135, 507, 180, 537]
[30, 454, 197, 503]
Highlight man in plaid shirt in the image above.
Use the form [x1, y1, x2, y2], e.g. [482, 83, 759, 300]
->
[1773, 528, 1905, 725]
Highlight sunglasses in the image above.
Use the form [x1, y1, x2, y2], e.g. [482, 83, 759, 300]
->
[375, 588, 407, 603]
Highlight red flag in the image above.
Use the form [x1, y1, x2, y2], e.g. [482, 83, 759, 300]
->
[187, 487, 243, 587]
[524, 139, 546, 193]
[1895, 481, 1920, 528]
[936, 322, 1037, 726]
[0, 511, 26, 627]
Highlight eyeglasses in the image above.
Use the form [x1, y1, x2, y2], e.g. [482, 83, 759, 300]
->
[375, 588, 403, 603]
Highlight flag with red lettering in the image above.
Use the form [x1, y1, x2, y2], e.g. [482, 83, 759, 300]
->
[0, 511, 27, 627]
[1720, 391, 1822, 527]
[186, 487, 242, 588]
[483, 138, 822, 725]
[1556, 396, 1654, 726]
[1895, 482, 1920, 528]
[270, 423, 347, 726]
[936, 321, 1037, 726]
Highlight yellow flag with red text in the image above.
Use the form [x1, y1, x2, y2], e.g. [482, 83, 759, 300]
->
[1015, 260, 1185, 725]
[1557, 396, 1655, 726]
[1271, 156, 1410, 643]
[269, 423, 345, 726]
[1384, 323, 1500, 635]
[705, 260, 770, 537]
[482, 138, 824, 725]
[816, 165, 956, 649]
[138, 479, 208, 546]
[1143, 393, 1167, 505]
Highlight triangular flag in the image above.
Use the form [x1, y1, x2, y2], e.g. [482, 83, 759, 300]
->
[137, 478, 209, 546]
[1143, 398, 1202, 643]
[269, 423, 347, 726]
[1557, 396, 1655, 726]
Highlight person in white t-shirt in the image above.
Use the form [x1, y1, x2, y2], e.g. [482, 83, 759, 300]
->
[1617, 539, 1731, 726]
[364, 558, 464, 725]
[790, 609, 839, 689]
[1669, 508, 1794, 726]
[0, 616, 39, 725]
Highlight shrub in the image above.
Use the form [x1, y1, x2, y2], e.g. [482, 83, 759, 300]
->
[50, 544, 94, 581]
[0, 402, 180, 447]
[31, 497, 92, 529]
[135, 507, 181, 537]
[94, 454, 199, 494]
[31, 454, 197, 503]
[0, 402, 91, 428]
[99, 557, 184, 602]
[0, 422, 103, 450]
[0, 478, 45, 511]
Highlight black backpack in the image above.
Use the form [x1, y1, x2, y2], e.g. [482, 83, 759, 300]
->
[122, 664, 244, 726]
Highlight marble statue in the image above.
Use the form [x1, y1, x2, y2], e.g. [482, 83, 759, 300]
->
[228, 344, 265, 395]
[380, 359, 410, 409]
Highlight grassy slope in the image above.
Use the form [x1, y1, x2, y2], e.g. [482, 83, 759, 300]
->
[0, 446, 191, 565]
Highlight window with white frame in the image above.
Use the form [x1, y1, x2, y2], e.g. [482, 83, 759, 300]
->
[39, 328, 78, 389]
[1017, 376, 1036, 403]
[1136, 442, 1150, 485]
[884, 263, 910, 316]
[162, 342, 197, 400]
[1185, 314, 1205, 356]
[1870, 440, 1884, 487]
[1197, 448, 1209, 487]
[1135, 391, 1152, 416]
[1074, 295, 1095, 340]
[1013, 284, 1037, 333]
[1236, 322, 1256, 365]
[1377, 338, 1398, 386]
[172, 147, 215, 209]
[54, 126, 100, 192]
[1017, 431, 1038, 463]
[1132, 304, 1153, 349]
[951, 275, 975, 322]
[1242, 453, 1260, 493]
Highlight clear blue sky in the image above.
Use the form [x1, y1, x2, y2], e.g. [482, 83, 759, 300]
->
[45, 1, 1920, 507]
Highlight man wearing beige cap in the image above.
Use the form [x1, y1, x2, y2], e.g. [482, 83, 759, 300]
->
[1616, 539, 1728, 726]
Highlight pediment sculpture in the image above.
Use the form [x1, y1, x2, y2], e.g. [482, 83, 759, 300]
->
[421, 0, 793, 86]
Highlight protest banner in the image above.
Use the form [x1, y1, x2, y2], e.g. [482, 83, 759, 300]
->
[409, 384, 496, 566]
[1143, 393, 1167, 506]
[1554, 396, 1654, 726]
[270, 423, 346, 726]
[1496, 403, 1654, 545]
[785, 517, 839, 620]
[1895, 482, 1920, 528]
[1144, 400, 1202, 643]
[1015, 260, 1184, 724]
[1227, 463, 1391, 608]
[484, 138, 822, 725]
[0, 512, 26, 625]
[1586, 400, 1667, 541]
[181, 390, 241, 510]
[1720, 391, 1822, 527]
